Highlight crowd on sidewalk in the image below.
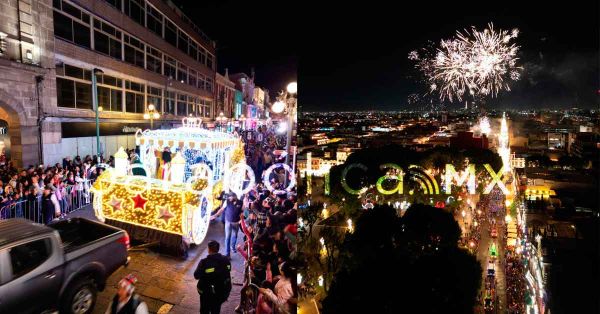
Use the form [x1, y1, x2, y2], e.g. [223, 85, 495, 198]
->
[209, 125, 298, 314]
[0, 154, 105, 223]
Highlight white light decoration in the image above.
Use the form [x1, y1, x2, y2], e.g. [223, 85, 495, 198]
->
[479, 116, 491, 136]
[297, 273, 303, 284]
[223, 163, 255, 198]
[272, 100, 285, 114]
[318, 275, 324, 287]
[347, 218, 354, 233]
[114, 147, 129, 176]
[287, 82, 297, 94]
[170, 152, 186, 183]
[498, 112, 511, 173]
[262, 163, 296, 194]
[277, 122, 288, 134]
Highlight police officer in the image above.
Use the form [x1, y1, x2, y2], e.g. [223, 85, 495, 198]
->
[194, 240, 232, 314]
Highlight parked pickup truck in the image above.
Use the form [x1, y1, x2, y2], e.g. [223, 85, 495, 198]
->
[0, 218, 129, 314]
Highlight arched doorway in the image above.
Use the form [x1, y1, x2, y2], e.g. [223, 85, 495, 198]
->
[0, 89, 40, 168]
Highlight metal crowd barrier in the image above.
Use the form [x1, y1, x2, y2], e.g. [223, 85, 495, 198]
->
[0, 179, 94, 224]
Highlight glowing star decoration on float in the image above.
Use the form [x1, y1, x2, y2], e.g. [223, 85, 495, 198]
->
[91, 168, 212, 244]
[131, 193, 148, 210]
[107, 196, 123, 212]
[156, 205, 175, 225]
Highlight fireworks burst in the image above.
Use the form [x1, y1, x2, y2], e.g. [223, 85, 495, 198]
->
[410, 23, 522, 102]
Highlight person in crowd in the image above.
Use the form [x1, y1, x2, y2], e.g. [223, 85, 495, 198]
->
[211, 193, 243, 258]
[41, 185, 60, 224]
[104, 274, 149, 314]
[194, 240, 232, 314]
[258, 262, 295, 314]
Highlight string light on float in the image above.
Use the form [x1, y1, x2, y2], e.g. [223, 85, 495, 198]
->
[170, 152, 186, 184]
[114, 147, 129, 176]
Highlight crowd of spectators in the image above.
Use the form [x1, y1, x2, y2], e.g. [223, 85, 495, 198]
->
[214, 126, 298, 314]
[0, 154, 104, 223]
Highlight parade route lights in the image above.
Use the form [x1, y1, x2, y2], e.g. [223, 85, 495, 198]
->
[144, 104, 160, 129]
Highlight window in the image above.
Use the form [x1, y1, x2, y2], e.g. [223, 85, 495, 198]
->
[75, 82, 92, 110]
[205, 77, 213, 92]
[146, 46, 162, 74]
[124, 34, 145, 68]
[164, 91, 175, 114]
[177, 63, 187, 84]
[98, 86, 122, 112]
[147, 86, 162, 112]
[93, 19, 122, 59]
[198, 49, 206, 65]
[197, 74, 205, 90]
[57, 78, 75, 108]
[103, 0, 122, 10]
[125, 80, 145, 113]
[188, 69, 197, 88]
[124, 0, 144, 26]
[9, 239, 51, 280]
[188, 41, 197, 60]
[177, 94, 187, 116]
[164, 20, 177, 47]
[177, 31, 188, 54]
[207, 54, 213, 70]
[163, 55, 176, 79]
[146, 5, 163, 37]
[53, 10, 90, 48]
[188, 96, 197, 116]
[204, 100, 212, 117]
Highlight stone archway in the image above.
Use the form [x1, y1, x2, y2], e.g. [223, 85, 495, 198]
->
[0, 89, 40, 168]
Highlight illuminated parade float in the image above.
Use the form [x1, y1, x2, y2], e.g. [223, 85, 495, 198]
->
[91, 117, 246, 255]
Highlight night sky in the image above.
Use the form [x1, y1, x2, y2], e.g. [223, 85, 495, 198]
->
[299, 1, 599, 111]
[171, 0, 297, 99]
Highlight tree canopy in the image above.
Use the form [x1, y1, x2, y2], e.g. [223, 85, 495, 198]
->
[322, 204, 482, 314]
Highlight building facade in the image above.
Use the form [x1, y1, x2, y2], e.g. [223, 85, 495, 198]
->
[215, 69, 236, 118]
[0, 0, 218, 167]
[0, 0, 56, 167]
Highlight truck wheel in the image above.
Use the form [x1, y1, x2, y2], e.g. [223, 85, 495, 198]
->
[61, 278, 97, 314]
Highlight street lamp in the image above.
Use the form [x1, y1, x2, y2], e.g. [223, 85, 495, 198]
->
[144, 104, 160, 129]
[216, 112, 227, 131]
[91, 68, 104, 164]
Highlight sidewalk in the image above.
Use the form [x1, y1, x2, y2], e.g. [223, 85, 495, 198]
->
[67, 207, 245, 313]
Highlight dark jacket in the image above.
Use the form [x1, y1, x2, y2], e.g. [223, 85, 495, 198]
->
[194, 253, 232, 303]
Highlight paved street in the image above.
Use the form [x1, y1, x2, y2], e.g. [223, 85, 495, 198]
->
[68, 207, 245, 314]
[473, 197, 507, 314]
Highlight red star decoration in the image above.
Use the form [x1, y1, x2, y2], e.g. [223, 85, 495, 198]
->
[108, 196, 122, 212]
[156, 205, 174, 225]
[131, 193, 147, 210]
